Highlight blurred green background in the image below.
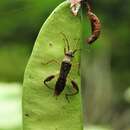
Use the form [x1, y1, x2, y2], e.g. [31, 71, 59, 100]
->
[0, 0, 130, 130]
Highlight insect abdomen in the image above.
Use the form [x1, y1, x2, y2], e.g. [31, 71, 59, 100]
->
[54, 61, 71, 96]
[54, 78, 66, 96]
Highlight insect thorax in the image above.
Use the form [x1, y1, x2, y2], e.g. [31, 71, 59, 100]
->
[63, 55, 73, 63]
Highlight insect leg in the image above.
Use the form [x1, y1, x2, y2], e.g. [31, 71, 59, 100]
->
[43, 75, 55, 90]
[43, 71, 59, 89]
[42, 59, 60, 65]
[65, 80, 79, 102]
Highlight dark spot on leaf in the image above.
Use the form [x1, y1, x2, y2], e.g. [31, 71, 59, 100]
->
[25, 113, 29, 117]
[29, 74, 33, 79]
[49, 42, 53, 47]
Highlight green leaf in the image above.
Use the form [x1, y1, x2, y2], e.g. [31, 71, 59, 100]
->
[23, 1, 83, 130]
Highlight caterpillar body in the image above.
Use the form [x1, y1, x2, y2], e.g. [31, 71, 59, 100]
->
[86, 3, 101, 44]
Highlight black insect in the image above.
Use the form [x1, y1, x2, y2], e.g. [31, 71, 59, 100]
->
[43, 33, 79, 101]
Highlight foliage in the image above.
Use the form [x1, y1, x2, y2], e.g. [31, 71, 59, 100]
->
[23, 1, 83, 130]
[0, 0, 130, 130]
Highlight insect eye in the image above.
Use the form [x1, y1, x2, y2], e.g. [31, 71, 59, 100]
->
[65, 54, 70, 56]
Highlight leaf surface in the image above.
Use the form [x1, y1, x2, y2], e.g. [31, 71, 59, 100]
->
[23, 1, 83, 130]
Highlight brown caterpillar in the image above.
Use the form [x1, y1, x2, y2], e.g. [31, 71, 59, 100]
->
[86, 3, 101, 44]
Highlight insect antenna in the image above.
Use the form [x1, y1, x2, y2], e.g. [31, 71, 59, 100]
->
[73, 38, 81, 51]
[60, 32, 70, 51]
[73, 49, 77, 54]
[73, 38, 91, 53]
